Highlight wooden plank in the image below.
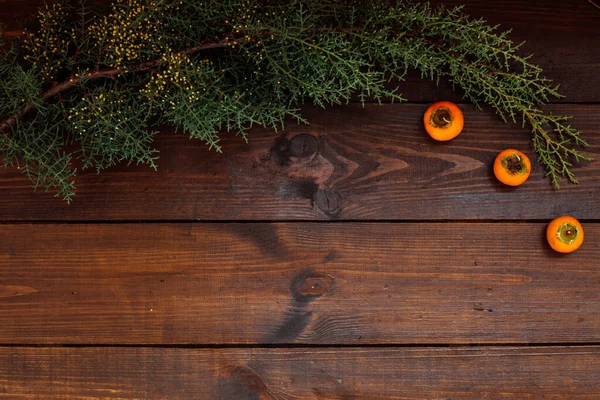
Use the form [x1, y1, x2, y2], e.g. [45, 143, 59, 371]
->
[1, 0, 598, 103]
[1, 346, 599, 399]
[1, 222, 598, 344]
[0, 104, 598, 221]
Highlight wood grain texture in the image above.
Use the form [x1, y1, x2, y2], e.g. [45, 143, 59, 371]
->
[1, 2, 598, 396]
[1, 0, 598, 102]
[1, 222, 598, 344]
[2, 346, 600, 399]
[0, 104, 597, 221]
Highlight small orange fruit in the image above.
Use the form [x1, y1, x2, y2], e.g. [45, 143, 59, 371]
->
[423, 101, 464, 141]
[547, 216, 584, 253]
[493, 149, 531, 186]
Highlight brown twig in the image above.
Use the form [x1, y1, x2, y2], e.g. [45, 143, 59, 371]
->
[0, 24, 359, 136]
[588, 0, 600, 10]
[0, 39, 236, 135]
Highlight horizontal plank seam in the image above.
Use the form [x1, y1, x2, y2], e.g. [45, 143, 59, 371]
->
[2, 219, 600, 225]
[1, 343, 599, 349]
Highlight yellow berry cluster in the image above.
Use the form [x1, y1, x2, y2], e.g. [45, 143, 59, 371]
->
[141, 52, 213, 110]
[88, 0, 172, 69]
[22, 2, 70, 80]
[226, 1, 285, 36]
[68, 90, 132, 140]
[228, 0, 259, 31]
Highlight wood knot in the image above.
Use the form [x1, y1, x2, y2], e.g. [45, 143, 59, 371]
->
[314, 187, 341, 215]
[269, 133, 319, 166]
[291, 269, 335, 304]
[288, 134, 319, 158]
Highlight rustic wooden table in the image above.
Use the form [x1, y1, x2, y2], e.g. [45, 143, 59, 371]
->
[1, 0, 599, 398]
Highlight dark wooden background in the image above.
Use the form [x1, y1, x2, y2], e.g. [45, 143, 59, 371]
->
[1, 0, 599, 398]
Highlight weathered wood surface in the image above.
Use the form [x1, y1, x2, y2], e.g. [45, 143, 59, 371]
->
[1, 1, 599, 398]
[1, 0, 599, 103]
[2, 346, 599, 399]
[1, 222, 598, 344]
[0, 104, 598, 221]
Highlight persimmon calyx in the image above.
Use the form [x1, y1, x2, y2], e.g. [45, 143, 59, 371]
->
[556, 222, 580, 245]
[501, 153, 529, 175]
[429, 107, 453, 128]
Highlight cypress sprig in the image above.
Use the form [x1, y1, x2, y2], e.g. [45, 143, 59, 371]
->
[0, 0, 590, 202]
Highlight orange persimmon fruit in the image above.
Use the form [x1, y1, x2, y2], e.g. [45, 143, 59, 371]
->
[423, 101, 464, 141]
[547, 216, 584, 253]
[493, 149, 531, 186]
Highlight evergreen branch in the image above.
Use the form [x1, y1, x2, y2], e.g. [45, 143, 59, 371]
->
[0, 38, 244, 136]
[0, 0, 590, 201]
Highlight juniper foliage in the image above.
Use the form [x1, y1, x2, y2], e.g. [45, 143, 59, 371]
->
[0, 0, 590, 201]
